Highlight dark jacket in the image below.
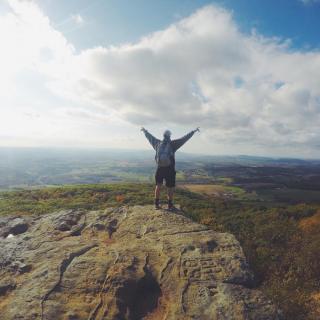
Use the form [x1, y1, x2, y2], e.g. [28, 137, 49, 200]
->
[143, 130, 195, 168]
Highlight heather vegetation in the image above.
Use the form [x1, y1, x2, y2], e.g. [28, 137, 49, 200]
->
[1, 183, 319, 319]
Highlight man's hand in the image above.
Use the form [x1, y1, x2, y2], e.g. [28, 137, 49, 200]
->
[194, 127, 200, 133]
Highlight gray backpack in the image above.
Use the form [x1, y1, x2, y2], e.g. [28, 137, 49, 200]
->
[156, 141, 173, 167]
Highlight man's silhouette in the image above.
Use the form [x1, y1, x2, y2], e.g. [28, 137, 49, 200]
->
[141, 127, 199, 210]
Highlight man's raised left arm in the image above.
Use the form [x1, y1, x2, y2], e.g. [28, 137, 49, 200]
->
[171, 128, 199, 151]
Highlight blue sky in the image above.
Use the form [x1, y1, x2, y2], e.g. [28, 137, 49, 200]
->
[33, 0, 320, 50]
[1, 0, 320, 157]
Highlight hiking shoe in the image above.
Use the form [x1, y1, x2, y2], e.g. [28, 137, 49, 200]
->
[167, 200, 175, 211]
[154, 199, 160, 210]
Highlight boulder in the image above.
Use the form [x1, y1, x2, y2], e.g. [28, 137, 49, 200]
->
[0, 206, 282, 320]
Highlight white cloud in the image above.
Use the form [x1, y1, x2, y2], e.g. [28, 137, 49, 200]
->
[1, 1, 320, 156]
[300, 0, 320, 5]
[71, 13, 84, 25]
[0, 0, 74, 95]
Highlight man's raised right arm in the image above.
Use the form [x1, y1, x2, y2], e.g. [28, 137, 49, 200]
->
[141, 127, 160, 150]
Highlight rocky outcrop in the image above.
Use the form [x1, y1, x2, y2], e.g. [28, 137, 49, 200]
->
[0, 206, 282, 320]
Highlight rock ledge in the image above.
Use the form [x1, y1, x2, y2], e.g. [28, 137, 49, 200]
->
[0, 206, 282, 319]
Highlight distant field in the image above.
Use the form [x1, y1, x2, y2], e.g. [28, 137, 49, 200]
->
[179, 183, 320, 205]
[257, 188, 320, 204]
[179, 183, 247, 199]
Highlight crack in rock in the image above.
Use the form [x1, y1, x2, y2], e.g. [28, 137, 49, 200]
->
[40, 244, 97, 320]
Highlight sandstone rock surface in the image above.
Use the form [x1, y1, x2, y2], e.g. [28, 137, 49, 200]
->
[0, 206, 282, 320]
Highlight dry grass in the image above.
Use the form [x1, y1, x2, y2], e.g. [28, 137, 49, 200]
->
[299, 211, 320, 232]
[309, 292, 320, 319]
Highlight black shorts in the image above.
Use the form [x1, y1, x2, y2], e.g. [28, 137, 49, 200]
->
[155, 167, 176, 187]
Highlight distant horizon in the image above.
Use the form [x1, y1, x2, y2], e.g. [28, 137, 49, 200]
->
[1, 145, 320, 161]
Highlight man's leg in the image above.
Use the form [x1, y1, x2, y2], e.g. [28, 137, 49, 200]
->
[167, 187, 174, 201]
[154, 168, 163, 209]
[154, 183, 161, 209]
[166, 169, 176, 210]
[167, 187, 175, 209]
[155, 183, 162, 199]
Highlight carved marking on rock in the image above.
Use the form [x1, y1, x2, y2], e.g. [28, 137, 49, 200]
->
[180, 256, 223, 282]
